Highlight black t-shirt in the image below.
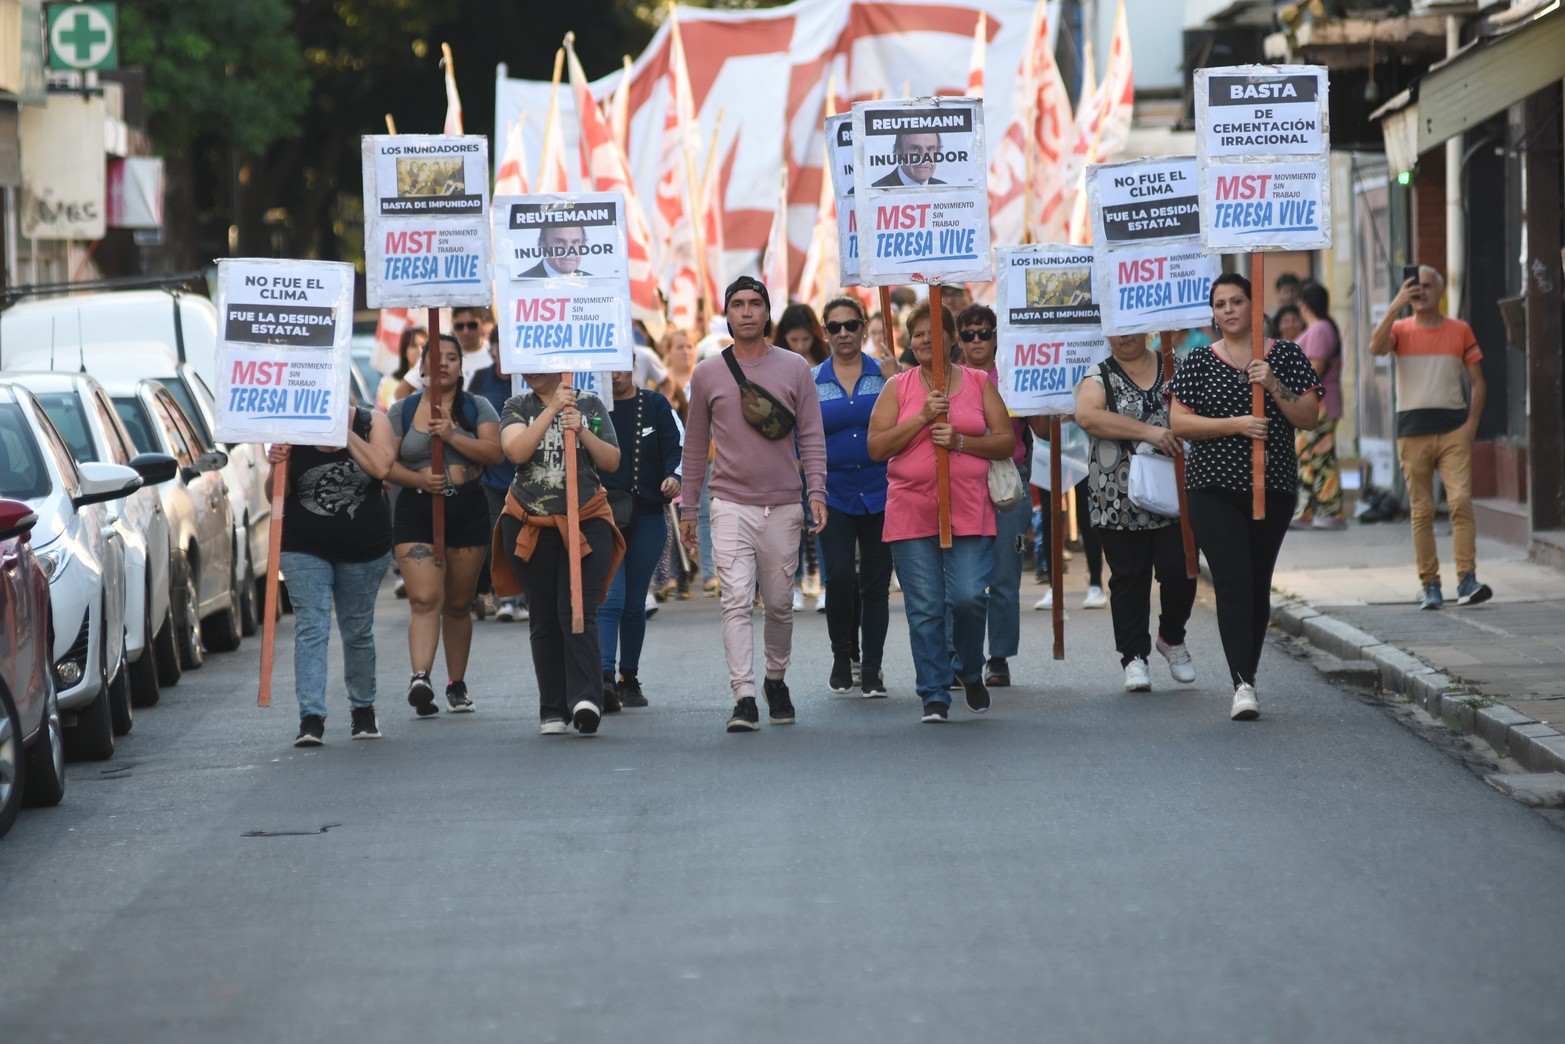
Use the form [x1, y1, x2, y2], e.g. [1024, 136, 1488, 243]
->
[281, 408, 393, 562]
[1168, 340, 1323, 494]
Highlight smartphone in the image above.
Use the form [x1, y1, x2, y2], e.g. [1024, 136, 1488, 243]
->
[1402, 264, 1420, 287]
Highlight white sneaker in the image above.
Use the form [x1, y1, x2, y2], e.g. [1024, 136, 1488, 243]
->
[1230, 683, 1260, 721]
[515, 604, 530, 621]
[1082, 585, 1107, 609]
[1156, 637, 1196, 684]
[539, 719, 568, 735]
[792, 587, 804, 612]
[1034, 589, 1053, 610]
[1123, 658, 1151, 692]
[645, 593, 659, 619]
[816, 590, 827, 614]
[495, 601, 517, 622]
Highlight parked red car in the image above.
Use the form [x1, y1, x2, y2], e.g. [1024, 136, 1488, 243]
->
[0, 497, 65, 838]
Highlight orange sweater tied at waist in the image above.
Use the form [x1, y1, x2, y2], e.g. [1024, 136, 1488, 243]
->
[490, 489, 625, 603]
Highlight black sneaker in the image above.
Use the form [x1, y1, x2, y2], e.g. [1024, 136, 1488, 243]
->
[407, 673, 438, 716]
[763, 678, 795, 724]
[1456, 572, 1493, 607]
[294, 714, 325, 746]
[350, 706, 380, 740]
[920, 701, 949, 723]
[726, 697, 761, 733]
[963, 678, 991, 714]
[446, 680, 475, 713]
[984, 657, 1011, 687]
[571, 699, 600, 736]
[860, 670, 888, 699]
[602, 671, 622, 714]
[829, 657, 855, 694]
[618, 672, 648, 708]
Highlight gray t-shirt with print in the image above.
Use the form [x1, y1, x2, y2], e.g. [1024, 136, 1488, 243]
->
[499, 390, 618, 516]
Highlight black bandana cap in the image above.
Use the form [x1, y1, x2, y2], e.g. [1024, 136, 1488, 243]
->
[723, 275, 771, 314]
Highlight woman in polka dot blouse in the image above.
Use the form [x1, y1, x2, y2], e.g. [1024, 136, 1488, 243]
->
[1169, 273, 1322, 722]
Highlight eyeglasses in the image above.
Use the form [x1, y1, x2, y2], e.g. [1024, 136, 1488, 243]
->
[958, 328, 995, 342]
[824, 319, 864, 335]
[453, 321, 480, 331]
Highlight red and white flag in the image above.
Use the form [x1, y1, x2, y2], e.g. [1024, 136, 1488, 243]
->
[989, 0, 1074, 246]
[565, 36, 662, 325]
[441, 43, 463, 136]
[1096, 0, 1135, 161]
[495, 117, 531, 196]
[966, 11, 987, 98]
[761, 168, 789, 325]
[536, 59, 572, 194]
[372, 308, 412, 383]
[608, 56, 634, 159]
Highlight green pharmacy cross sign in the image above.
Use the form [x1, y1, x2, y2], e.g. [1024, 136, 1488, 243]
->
[47, 3, 118, 72]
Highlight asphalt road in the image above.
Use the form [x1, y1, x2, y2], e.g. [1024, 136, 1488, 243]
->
[3, 578, 1563, 1043]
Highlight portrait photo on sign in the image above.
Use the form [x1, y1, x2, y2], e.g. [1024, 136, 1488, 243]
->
[501, 198, 626, 282]
[395, 157, 465, 198]
[1027, 265, 1093, 309]
[859, 104, 983, 189]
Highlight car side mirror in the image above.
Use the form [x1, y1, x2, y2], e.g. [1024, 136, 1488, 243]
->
[129, 452, 178, 485]
[182, 449, 228, 483]
[0, 501, 37, 542]
[74, 461, 144, 508]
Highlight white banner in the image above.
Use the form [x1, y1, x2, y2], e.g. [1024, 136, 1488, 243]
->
[852, 97, 992, 285]
[1194, 64, 1331, 252]
[1093, 240, 1221, 337]
[825, 114, 861, 285]
[213, 259, 355, 447]
[362, 134, 493, 308]
[994, 244, 1106, 415]
[492, 192, 635, 375]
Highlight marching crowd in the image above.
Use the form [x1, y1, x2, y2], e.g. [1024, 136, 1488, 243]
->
[271, 264, 1495, 744]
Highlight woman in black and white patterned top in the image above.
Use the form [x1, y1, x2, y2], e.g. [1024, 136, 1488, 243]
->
[1169, 273, 1322, 722]
[1075, 333, 1198, 695]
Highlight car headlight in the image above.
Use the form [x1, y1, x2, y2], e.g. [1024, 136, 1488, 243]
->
[36, 545, 64, 581]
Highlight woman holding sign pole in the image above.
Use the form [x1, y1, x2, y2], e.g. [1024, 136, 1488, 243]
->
[386, 334, 504, 717]
[868, 303, 1014, 723]
[1169, 274, 1321, 721]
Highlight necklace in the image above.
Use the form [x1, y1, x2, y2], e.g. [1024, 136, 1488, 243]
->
[1216, 338, 1252, 370]
[917, 366, 949, 395]
[1118, 351, 1157, 385]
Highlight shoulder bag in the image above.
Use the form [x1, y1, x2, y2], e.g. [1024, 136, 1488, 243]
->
[604, 391, 642, 533]
[1100, 358, 1179, 519]
[723, 347, 796, 440]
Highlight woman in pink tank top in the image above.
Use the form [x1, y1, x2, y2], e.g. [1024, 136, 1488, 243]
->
[868, 302, 1016, 723]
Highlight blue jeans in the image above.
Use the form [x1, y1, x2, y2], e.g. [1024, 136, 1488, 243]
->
[698, 464, 715, 580]
[279, 550, 392, 721]
[891, 536, 994, 706]
[600, 510, 669, 674]
[987, 505, 1029, 659]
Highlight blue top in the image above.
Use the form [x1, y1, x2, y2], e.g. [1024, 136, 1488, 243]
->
[812, 355, 888, 515]
[466, 362, 516, 492]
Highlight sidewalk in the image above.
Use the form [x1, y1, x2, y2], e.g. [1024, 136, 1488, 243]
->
[1268, 516, 1565, 787]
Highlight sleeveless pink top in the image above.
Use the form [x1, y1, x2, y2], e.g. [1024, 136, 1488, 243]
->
[882, 365, 996, 542]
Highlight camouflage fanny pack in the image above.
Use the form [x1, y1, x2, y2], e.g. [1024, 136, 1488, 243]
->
[722, 347, 796, 441]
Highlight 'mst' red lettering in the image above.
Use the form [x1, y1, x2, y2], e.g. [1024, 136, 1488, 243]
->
[1214, 174, 1272, 201]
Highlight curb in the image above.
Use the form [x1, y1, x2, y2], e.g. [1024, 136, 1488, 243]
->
[1270, 599, 1565, 777]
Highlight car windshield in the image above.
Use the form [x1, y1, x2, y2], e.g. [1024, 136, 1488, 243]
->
[34, 391, 98, 463]
[111, 397, 157, 454]
[0, 402, 50, 500]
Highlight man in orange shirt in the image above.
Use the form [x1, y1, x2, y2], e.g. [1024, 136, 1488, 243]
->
[1369, 265, 1492, 610]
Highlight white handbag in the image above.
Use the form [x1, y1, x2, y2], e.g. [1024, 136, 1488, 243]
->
[987, 457, 1027, 512]
[1127, 443, 1180, 518]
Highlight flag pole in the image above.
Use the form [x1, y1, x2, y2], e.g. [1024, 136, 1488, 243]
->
[562, 372, 585, 633]
[930, 285, 952, 549]
[384, 114, 397, 134]
[695, 109, 725, 320]
[1049, 416, 1064, 660]
[1164, 331, 1197, 578]
[428, 307, 445, 566]
[1250, 253, 1266, 520]
[537, 48, 566, 189]
[257, 456, 288, 706]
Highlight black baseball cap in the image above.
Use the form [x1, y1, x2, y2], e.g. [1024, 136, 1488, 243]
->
[724, 275, 771, 313]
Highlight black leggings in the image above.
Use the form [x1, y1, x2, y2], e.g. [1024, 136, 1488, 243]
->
[1097, 525, 1197, 668]
[819, 507, 893, 673]
[1186, 489, 1294, 688]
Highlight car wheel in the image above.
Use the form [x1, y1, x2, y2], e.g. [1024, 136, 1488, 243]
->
[177, 553, 205, 671]
[23, 680, 65, 808]
[108, 654, 133, 737]
[239, 548, 259, 637]
[64, 636, 115, 762]
[128, 590, 161, 708]
[153, 595, 181, 688]
[204, 571, 243, 653]
[0, 685, 23, 838]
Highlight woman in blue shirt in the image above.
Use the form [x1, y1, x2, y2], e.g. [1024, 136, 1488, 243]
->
[814, 296, 894, 697]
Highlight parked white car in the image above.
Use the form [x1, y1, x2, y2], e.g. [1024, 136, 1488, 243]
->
[0, 383, 143, 761]
[8, 372, 180, 711]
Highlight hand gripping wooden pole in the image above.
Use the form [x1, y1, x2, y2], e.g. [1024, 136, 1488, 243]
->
[1049, 416, 1064, 660]
[930, 285, 952, 549]
[561, 372, 585, 634]
[256, 459, 287, 707]
[1250, 253, 1266, 520]
[1163, 331, 1198, 579]
[427, 307, 446, 565]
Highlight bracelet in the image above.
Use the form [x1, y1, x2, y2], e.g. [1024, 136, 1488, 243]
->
[957, 434, 966, 454]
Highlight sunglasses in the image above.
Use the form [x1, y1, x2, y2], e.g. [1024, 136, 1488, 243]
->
[453, 321, 480, 331]
[824, 319, 864, 335]
[958, 328, 995, 342]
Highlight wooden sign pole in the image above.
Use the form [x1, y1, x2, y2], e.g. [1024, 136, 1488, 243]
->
[1163, 331, 1198, 579]
[1049, 416, 1064, 660]
[561, 372, 585, 634]
[877, 285, 894, 364]
[427, 307, 446, 565]
[256, 460, 287, 707]
[930, 285, 952, 549]
[1249, 253, 1266, 520]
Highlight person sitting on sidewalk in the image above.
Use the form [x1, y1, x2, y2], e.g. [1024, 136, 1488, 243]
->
[1369, 265, 1492, 610]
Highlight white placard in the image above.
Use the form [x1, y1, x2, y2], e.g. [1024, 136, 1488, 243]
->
[994, 245, 1108, 416]
[492, 192, 634, 375]
[825, 114, 861, 285]
[1087, 156, 1201, 246]
[213, 259, 355, 447]
[852, 98, 993, 286]
[362, 134, 493, 308]
[1194, 65, 1331, 252]
[1094, 241, 1222, 337]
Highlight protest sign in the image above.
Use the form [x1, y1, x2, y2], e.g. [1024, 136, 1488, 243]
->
[1194, 65, 1330, 252]
[492, 192, 635, 375]
[213, 258, 354, 447]
[851, 98, 992, 286]
[994, 245, 1108, 416]
[362, 134, 493, 308]
[1088, 156, 1200, 245]
[825, 114, 860, 285]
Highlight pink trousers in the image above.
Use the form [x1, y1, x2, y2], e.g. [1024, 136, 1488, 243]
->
[710, 497, 804, 698]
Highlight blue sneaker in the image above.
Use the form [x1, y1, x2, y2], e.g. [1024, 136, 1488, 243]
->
[1419, 581, 1443, 611]
[1456, 572, 1492, 606]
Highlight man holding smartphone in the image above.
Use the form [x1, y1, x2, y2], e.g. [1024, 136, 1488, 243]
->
[1369, 264, 1492, 611]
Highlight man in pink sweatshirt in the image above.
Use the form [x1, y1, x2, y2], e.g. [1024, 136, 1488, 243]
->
[681, 277, 829, 732]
